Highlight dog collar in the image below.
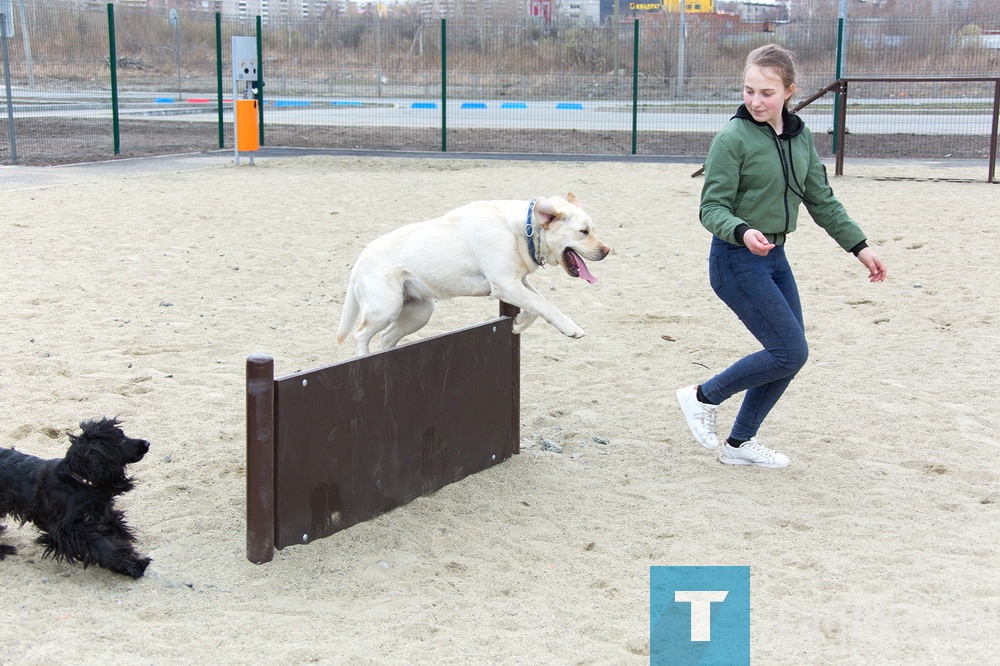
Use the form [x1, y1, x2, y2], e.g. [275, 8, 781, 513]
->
[71, 472, 95, 487]
[525, 199, 544, 267]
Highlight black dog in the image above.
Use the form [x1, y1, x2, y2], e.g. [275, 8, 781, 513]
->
[0, 418, 151, 578]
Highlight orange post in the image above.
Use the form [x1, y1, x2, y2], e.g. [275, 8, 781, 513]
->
[235, 99, 259, 152]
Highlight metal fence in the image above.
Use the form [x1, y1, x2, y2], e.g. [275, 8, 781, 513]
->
[2, 1, 999, 169]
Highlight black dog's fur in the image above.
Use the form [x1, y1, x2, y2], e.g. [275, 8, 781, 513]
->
[0, 418, 151, 578]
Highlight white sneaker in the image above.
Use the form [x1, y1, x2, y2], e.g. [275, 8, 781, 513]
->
[718, 438, 790, 468]
[676, 385, 720, 451]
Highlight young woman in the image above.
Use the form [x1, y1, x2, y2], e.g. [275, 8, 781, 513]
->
[677, 44, 888, 468]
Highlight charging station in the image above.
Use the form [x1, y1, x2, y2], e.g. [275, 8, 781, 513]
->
[232, 36, 259, 165]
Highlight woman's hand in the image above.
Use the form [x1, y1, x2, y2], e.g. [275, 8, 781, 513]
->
[742, 228, 775, 256]
[857, 247, 888, 282]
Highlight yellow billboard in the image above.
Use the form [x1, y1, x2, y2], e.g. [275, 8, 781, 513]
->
[663, 0, 714, 11]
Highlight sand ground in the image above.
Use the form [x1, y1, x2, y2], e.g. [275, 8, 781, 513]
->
[0, 152, 997, 664]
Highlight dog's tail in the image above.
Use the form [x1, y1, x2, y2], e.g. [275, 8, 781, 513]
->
[336, 274, 359, 346]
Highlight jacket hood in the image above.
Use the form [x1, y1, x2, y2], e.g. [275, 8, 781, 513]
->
[733, 104, 804, 138]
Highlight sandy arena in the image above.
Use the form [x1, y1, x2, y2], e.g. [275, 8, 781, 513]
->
[0, 152, 997, 663]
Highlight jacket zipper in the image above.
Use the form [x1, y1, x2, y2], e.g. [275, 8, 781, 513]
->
[774, 132, 791, 235]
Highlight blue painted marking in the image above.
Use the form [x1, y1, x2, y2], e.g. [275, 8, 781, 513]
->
[461, 102, 488, 109]
[410, 102, 438, 109]
[556, 102, 584, 110]
[274, 100, 310, 107]
[154, 98, 175, 103]
[501, 102, 527, 109]
[331, 100, 363, 106]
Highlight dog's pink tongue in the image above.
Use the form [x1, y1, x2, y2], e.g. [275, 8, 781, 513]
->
[570, 250, 598, 284]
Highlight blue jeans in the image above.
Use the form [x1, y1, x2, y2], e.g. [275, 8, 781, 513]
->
[700, 237, 808, 441]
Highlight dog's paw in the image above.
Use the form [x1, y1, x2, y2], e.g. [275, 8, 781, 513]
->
[126, 557, 152, 579]
[560, 323, 586, 339]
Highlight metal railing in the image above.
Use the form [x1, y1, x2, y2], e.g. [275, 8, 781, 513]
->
[825, 77, 1000, 183]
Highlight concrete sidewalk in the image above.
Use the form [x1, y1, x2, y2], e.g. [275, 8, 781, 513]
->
[0, 151, 234, 192]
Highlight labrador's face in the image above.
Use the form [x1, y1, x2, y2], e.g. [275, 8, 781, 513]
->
[535, 195, 611, 283]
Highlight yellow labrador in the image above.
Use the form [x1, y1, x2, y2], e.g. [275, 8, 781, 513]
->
[337, 193, 611, 355]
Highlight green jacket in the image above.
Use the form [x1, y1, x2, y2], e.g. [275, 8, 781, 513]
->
[700, 105, 868, 254]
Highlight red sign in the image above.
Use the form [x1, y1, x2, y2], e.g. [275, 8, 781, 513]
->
[529, 0, 553, 23]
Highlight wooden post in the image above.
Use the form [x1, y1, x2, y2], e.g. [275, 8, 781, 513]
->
[500, 301, 521, 454]
[246, 354, 275, 564]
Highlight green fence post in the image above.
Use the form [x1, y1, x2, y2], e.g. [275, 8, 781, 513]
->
[833, 1, 847, 155]
[631, 19, 639, 156]
[216, 12, 224, 149]
[256, 15, 264, 146]
[441, 18, 447, 153]
[106, 3, 119, 156]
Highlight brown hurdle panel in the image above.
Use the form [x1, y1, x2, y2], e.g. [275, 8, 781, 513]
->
[246, 302, 520, 564]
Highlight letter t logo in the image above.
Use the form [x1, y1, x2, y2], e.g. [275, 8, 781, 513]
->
[674, 590, 729, 641]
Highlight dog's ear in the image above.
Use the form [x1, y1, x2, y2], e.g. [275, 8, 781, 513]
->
[566, 192, 577, 205]
[533, 197, 561, 229]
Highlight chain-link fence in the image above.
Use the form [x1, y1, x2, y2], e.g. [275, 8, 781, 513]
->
[2, 1, 999, 167]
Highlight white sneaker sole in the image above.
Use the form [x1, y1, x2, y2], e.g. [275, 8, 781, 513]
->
[718, 453, 790, 469]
